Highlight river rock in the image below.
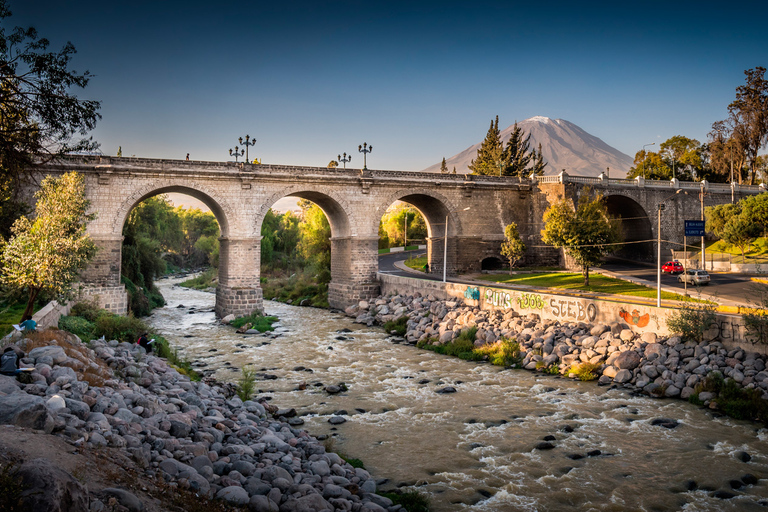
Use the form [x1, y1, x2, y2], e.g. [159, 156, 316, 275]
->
[217, 486, 250, 506]
[17, 458, 89, 512]
[28, 346, 68, 365]
[99, 488, 144, 512]
[0, 392, 54, 433]
[613, 369, 633, 384]
[614, 351, 641, 370]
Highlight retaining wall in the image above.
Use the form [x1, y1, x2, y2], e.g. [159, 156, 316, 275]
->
[378, 274, 763, 354]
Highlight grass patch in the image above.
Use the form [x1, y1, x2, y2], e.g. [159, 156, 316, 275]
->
[379, 491, 431, 512]
[478, 272, 703, 302]
[405, 255, 428, 271]
[708, 237, 768, 264]
[567, 361, 601, 381]
[261, 269, 330, 308]
[417, 327, 484, 361]
[473, 337, 522, 366]
[340, 455, 365, 469]
[230, 313, 278, 332]
[179, 267, 218, 290]
[383, 316, 408, 336]
[0, 301, 28, 337]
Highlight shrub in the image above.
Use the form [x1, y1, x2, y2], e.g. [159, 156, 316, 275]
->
[58, 315, 96, 341]
[237, 365, 257, 401]
[230, 313, 278, 332]
[474, 337, 522, 366]
[69, 300, 104, 322]
[179, 268, 218, 290]
[94, 313, 147, 344]
[693, 371, 768, 424]
[383, 316, 408, 336]
[666, 303, 717, 342]
[569, 361, 601, 381]
[379, 491, 431, 512]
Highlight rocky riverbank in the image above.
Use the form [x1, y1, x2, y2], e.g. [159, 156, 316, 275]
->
[345, 294, 768, 406]
[0, 330, 397, 512]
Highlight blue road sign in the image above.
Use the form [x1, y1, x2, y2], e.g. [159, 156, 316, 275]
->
[685, 220, 705, 236]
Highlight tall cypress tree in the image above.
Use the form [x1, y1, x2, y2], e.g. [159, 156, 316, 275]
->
[501, 122, 532, 177]
[468, 115, 502, 175]
[530, 143, 547, 176]
[440, 157, 448, 173]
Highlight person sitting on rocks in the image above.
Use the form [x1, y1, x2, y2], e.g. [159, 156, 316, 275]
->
[137, 333, 153, 354]
[19, 315, 36, 332]
[0, 346, 23, 375]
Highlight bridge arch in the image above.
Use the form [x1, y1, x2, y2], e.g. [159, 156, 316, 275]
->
[603, 194, 653, 260]
[375, 188, 468, 278]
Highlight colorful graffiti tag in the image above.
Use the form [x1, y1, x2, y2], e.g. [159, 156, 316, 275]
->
[485, 288, 512, 309]
[619, 308, 650, 328]
[550, 298, 597, 322]
[517, 293, 544, 310]
[464, 286, 480, 301]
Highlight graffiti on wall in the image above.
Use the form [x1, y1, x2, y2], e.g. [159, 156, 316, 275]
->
[485, 288, 512, 309]
[464, 286, 480, 301]
[619, 308, 650, 328]
[517, 293, 544, 310]
[550, 298, 597, 322]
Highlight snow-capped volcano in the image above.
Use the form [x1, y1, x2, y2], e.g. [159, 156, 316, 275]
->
[423, 117, 633, 177]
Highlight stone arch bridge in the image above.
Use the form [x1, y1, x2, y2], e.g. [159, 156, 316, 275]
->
[33, 157, 765, 317]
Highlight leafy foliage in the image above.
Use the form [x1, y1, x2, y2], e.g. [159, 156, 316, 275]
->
[236, 365, 257, 402]
[473, 337, 522, 366]
[726, 67, 768, 185]
[379, 491, 431, 512]
[666, 303, 717, 343]
[383, 316, 408, 336]
[540, 189, 621, 285]
[707, 194, 768, 259]
[469, 116, 546, 177]
[500, 222, 526, 271]
[1, 171, 96, 319]
[380, 205, 427, 249]
[0, 1, 100, 231]
[568, 361, 601, 381]
[229, 313, 278, 332]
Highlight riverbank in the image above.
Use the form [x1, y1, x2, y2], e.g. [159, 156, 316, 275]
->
[0, 328, 398, 511]
[345, 293, 768, 422]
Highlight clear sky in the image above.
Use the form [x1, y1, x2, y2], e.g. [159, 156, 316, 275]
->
[10, 0, 768, 173]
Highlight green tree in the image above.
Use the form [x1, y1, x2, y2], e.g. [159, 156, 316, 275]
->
[440, 157, 448, 174]
[468, 116, 502, 175]
[1, 171, 96, 319]
[500, 222, 526, 272]
[530, 143, 547, 176]
[501, 122, 532, 177]
[0, 1, 100, 223]
[298, 203, 331, 271]
[721, 215, 760, 259]
[627, 150, 671, 180]
[726, 67, 768, 185]
[659, 135, 703, 181]
[540, 191, 621, 286]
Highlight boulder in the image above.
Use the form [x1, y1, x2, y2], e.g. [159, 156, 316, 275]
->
[217, 486, 250, 506]
[279, 494, 332, 512]
[28, 346, 67, 365]
[99, 488, 144, 512]
[614, 350, 641, 371]
[613, 369, 633, 384]
[0, 392, 54, 433]
[17, 458, 89, 512]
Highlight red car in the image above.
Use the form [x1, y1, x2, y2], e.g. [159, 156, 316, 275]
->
[662, 261, 684, 274]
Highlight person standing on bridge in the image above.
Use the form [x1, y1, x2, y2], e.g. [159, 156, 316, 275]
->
[186, 153, 190, 161]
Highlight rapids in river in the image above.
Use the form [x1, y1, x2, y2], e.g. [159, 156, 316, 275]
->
[147, 276, 768, 511]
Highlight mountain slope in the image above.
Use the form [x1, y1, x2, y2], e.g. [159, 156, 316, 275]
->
[424, 117, 633, 177]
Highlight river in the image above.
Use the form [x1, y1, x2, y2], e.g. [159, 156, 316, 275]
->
[147, 276, 768, 511]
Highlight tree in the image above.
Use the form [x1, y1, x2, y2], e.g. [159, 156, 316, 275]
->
[501, 122, 532, 177]
[468, 116, 502, 175]
[0, 1, 100, 194]
[500, 222, 526, 272]
[298, 203, 331, 272]
[327, 160, 338, 169]
[1, 171, 96, 319]
[530, 143, 547, 176]
[727, 67, 768, 185]
[440, 157, 448, 174]
[721, 215, 760, 259]
[540, 191, 621, 286]
[659, 135, 703, 181]
[627, 149, 670, 180]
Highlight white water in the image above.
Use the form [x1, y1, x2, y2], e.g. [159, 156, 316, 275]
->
[148, 277, 768, 511]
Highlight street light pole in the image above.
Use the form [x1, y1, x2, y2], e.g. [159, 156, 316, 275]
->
[338, 152, 351, 169]
[238, 135, 256, 164]
[643, 143, 655, 179]
[657, 189, 683, 306]
[229, 146, 244, 162]
[443, 207, 471, 283]
[358, 143, 372, 170]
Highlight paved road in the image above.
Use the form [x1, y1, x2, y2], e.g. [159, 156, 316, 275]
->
[378, 249, 433, 277]
[600, 261, 765, 307]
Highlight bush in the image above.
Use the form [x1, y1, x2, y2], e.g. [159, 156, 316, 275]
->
[568, 362, 601, 381]
[383, 316, 408, 336]
[666, 303, 716, 342]
[230, 313, 278, 332]
[692, 371, 768, 424]
[69, 300, 104, 322]
[474, 337, 522, 366]
[237, 365, 257, 401]
[58, 315, 96, 341]
[179, 268, 218, 290]
[379, 491, 431, 512]
[94, 313, 148, 344]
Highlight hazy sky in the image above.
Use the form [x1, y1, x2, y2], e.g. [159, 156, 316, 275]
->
[11, 0, 768, 173]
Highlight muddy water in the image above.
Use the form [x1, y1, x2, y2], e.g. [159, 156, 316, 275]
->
[148, 277, 768, 511]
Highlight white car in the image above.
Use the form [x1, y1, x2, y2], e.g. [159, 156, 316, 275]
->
[677, 269, 711, 286]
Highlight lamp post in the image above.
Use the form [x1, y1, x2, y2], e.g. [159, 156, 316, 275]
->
[229, 146, 244, 162]
[643, 143, 655, 179]
[657, 189, 683, 307]
[238, 135, 256, 164]
[338, 152, 351, 169]
[443, 207, 471, 283]
[358, 143, 372, 170]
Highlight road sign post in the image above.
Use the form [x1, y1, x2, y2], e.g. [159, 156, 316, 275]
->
[685, 220, 705, 271]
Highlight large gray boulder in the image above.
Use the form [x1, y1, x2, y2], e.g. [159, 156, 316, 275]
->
[99, 488, 144, 512]
[614, 350, 641, 371]
[28, 346, 67, 365]
[17, 458, 89, 512]
[0, 391, 54, 433]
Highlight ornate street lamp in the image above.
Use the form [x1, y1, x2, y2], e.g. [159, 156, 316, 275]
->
[338, 152, 351, 169]
[239, 135, 256, 164]
[358, 143, 372, 170]
[229, 146, 244, 162]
